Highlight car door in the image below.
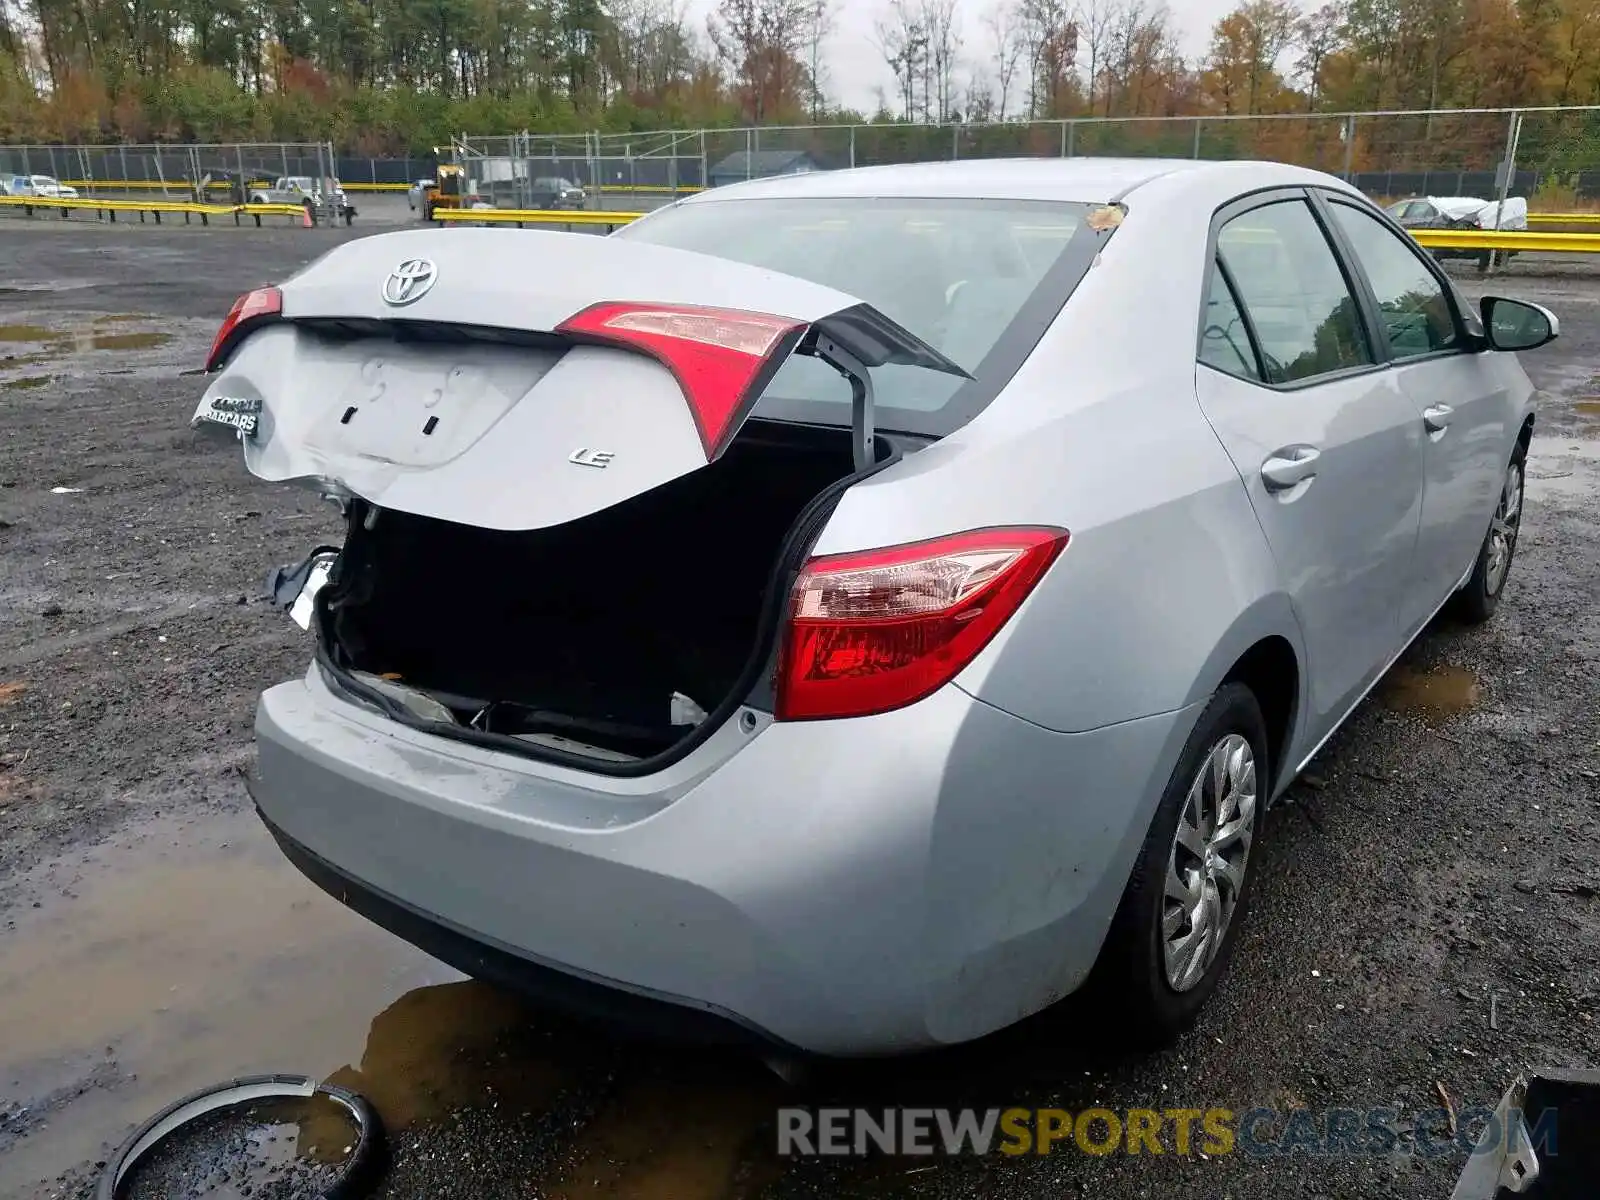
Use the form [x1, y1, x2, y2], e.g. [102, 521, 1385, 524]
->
[1317, 192, 1512, 630]
[1194, 192, 1427, 749]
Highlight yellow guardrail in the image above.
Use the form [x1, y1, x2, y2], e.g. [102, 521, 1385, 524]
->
[1, 194, 314, 226]
[433, 207, 645, 227]
[1408, 228, 1600, 253]
[1525, 212, 1600, 227]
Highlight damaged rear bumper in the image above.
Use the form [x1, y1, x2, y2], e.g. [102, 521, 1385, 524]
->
[250, 664, 1192, 1055]
[253, 800, 795, 1052]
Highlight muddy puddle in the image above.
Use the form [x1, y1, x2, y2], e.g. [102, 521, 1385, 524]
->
[0, 809, 450, 1191]
[1379, 663, 1482, 719]
[0, 325, 58, 343]
[0, 318, 173, 373]
[0, 809, 792, 1200]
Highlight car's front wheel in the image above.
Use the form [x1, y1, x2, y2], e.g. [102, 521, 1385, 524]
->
[1451, 442, 1526, 624]
[1089, 682, 1266, 1048]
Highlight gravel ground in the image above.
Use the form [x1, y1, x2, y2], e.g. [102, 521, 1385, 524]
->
[0, 218, 1596, 1200]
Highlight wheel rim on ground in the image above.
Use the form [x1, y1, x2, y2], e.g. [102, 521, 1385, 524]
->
[1163, 733, 1258, 993]
[1485, 459, 1524, 597]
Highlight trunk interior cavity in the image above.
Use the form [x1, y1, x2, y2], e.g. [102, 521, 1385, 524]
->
[318, 422, 868, 761]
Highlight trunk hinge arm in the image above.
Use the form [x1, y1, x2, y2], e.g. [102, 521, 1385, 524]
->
[813, 333, 876, 472]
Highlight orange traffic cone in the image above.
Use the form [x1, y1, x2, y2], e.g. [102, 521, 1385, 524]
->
[301, 205, 314, 229]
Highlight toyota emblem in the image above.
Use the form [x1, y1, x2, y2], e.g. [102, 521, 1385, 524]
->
[383, 258, 437, 306]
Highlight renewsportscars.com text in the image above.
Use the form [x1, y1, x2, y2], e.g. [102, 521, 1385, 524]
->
[776, 1105, 1554, 1159]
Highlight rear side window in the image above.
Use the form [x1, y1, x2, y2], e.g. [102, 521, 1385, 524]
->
[1200, 265, 1261, 381]
[1327, 201, 1461, 359]
[614, 196, 1092, 434]
[1216, 200, 1373, 386]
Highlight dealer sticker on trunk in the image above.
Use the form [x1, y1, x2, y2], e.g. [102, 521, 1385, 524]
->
[193, 395, 262, 439]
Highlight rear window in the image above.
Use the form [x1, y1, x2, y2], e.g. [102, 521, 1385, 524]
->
[613, 196, 1091, 435]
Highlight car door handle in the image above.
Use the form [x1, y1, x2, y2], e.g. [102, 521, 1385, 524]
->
[1423, 404, 1454, 433]
[1261, 446, 1322, 492]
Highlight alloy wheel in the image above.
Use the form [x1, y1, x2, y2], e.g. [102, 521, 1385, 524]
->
[1485, 459, 1524, 597]
[1163, 733, 1258, 993]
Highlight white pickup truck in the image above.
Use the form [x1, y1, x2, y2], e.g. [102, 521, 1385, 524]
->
[247, 175, 356, 224]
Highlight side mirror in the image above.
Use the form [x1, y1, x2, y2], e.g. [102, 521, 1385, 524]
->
[1481, 296, 1559, 352]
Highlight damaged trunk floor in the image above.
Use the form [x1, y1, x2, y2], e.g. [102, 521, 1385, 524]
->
[1, 223, 1598, 1200]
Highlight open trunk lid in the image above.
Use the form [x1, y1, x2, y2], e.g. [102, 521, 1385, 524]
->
[193, 228, 965, 531]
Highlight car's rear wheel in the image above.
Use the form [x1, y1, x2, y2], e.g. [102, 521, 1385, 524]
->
[1088, 682, 1266, 1048]
[1450, 442, 1526, 624]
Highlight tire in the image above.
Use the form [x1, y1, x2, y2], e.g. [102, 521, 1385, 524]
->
[1085, 682, 1268, 1049]
[1449, 441, 1527, 624]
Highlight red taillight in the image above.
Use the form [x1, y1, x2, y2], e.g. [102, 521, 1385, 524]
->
[205, 286, 282, 372]
[555, 301, 804, 459]
[775, 527, 1070, 722]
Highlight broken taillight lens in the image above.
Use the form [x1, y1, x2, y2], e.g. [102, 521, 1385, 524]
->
[205, 286, 282, 372]
[555, 301, 804, 459]
[775, 527, 1070, 722]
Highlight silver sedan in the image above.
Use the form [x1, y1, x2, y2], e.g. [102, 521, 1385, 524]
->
[195, 157, 1555, 1055]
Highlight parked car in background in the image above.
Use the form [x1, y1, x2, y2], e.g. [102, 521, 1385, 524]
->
[5, 174, 78, 199]
[529, 176, 586, 209]
[196, 157, 1556, 1058]
[1389, 195, 1529, 269]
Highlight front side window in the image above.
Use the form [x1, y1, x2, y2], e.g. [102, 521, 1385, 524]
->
[1328, 200, 1461, 359]
[614, 196, 1092, 434]
[1216, 200, 1373, 386]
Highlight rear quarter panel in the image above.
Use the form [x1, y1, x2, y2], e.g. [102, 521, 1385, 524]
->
[812, 165, 1311, 739]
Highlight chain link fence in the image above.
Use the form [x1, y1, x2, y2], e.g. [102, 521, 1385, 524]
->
[0, 142, 434, 195]
[11, 107, 1600, 212]
[453, 132, 704, 207]
[481, 108, 1588, 211]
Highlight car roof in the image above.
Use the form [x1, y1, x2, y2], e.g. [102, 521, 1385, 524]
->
[679, 157, 1344, 206]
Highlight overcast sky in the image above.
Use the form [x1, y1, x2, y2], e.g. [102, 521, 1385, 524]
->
[678, 0, 1242, 117]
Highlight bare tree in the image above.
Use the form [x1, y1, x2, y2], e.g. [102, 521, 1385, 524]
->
[966, 71, 997, 120]
[1294, 1, 1342, 109]
[1103, 0, 1183, 116]
[1076, 0, 1121, 115]
[804, 0, 833, 120]
[982, 0, 1023, 118]
[875, 0, 929, 117]
[613, 0, 698, 98]
[921, 0, 962, 121]
[1017, 0, 1073, 117]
